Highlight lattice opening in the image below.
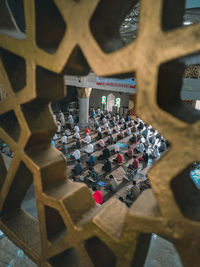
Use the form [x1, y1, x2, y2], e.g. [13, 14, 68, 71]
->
[61, 45, 90, 76]
[0, 110, 20, 142]
[90, 0, 139, 53]
[35, 0, 66, 54]
[22, 183, 38, 220]
[171, 163, 200, 222]
[0, 139, 12, 190]
[0, 0, 26, 39]
[85, 236, 116, 267]
[48, 247, 82, 267]
[157, 55, 200, 123]
[1, 161, 33, 216]
[7, 0, 26, 33]
[44, 206, 67, 243]
[0, 48, 26, 93]
[144, 234, 183, 267]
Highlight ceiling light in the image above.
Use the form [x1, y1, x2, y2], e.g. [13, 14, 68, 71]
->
[183, 21, 192, 25]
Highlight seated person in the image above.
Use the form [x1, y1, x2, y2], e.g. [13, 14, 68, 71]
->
[110, 141, 120, 153]
[61, 133, 67, 144]
[74, 124, 80, 133]
[71, 149, 81, 160]
[98, 146, 110, 160]
[87, 167, 99, 181]
[131, 122, 137, 133]
[108, 134, 114, 145]
[107, 112, 111, 119]
[114, 124, 120, 133]
[123, 122, 128, 130]
[124, 166, 135, 181]
[65, 128, 71, 136]
[106, 174, 118, 191]
[110, 120, 116, 127]
[104, 122, 109, 130]
[120, 117, 125, 124]
[61, 142, 67, 155]
[97, 138, 105, 148]
[129, 133, 137, 144]
[94, 119, 99, 127]
[126, 180, 140, 201]
[134, 141, 145, 153]
[73, 131, 80, 140]
[141, 150, 149, 169]
[86, 154, 96, 167]
[92, 187, 103, 205]
[102, 117, 107, 124]
[102, 158, 112, 173]
[83, 133, 91, 144]
[158, 139, 167, 152]
[117, 130, 124, 140]
[142, 126, 148, 139]
[125, 146, 134, 158]
[107, 127, 112, 135]
[113, 152, 124, 164]
[143, 138, 150, 149]
[138, 121, 144, 130]
[84, 143, 94, 154]
[151, 145, 160, 158]
[75, 138, 81, 149]
[85, 128, 90, 134]
[125, 127, 131, 136]
[72, 160, 83, 176]
[132, 155, 139, 170]
[116, 114, 120, 121]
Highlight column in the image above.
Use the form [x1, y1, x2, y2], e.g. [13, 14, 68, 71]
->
[77, 87, 92, 128]
[128, 94, 137, 119]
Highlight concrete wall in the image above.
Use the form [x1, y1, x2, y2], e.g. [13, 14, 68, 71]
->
[89, 89, 130, 109]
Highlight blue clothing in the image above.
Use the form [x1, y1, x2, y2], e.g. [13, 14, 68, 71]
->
[88, 155, 96, 166]
[74, 163, 83, 175]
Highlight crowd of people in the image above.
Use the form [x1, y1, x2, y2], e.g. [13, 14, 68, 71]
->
[53, 108, 168, 206]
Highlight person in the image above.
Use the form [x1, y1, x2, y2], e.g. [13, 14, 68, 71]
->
[102, 117, 107, 124]
[107, 127, 112, 135]
[65, 128, 71, 136]
[84, 143, 94, 154]
[151, 145, 160, 158]
[68, 113, 74, 125]
[61, 133, 67, 144]
[110, 119, 116, 127]
[138, 120, 144, 130]
[71, 149, 81, 160]
[104, 121, 109, 130]
[61, 142, 67, 155]
[74, 124, 80, 133]
[134, 141, 145, 153]
[132, 155, 139, 170]
[94, 118, 99, 127]
[59, 111, 65, 126]
[98, 146, 110, 160]
[120, 117, 125, 124]
[106, 174, 118, 191]
[75, 138, 81, 149]
[83, 133, 91, 143]
[97, 108, 101, 116]
[107, 112, 111, 119]
[57, 121, 61, 133]
[92, 186, 103, 205]
[53, 133, 58, 141]
[110, 141, 120, 153]
[86, 154, 96, 167]
[53, 114, 57, 121]
[124, 166, 135, 181]
[142, 150, 149, 169]
[125, 146, 134, 158]
[142, 126, 149, 139]
[85, 127, 90, 134]
[143, 138, 150, 149]
[87, 168, 99, 182]
[123, 122, 128, 130]
[91, 108, 96, 118]
[116, 114, 120, 121]
[102, 158, 112, 173]
[117, 130, 124, 140]
[126, 180, 140, 201]
[131, 122, 137, 133]
[72, 160, 83, 175]
[73, 130, 80, 139]
[98, 138, 105, 148]
[114, 124, 120, 133]
[97, 126, 102, 139]
[108, 134, 114, 145]
[125, 127, 131, 136]
[158, 139, 167, 152]
[113, 151, 124, 164]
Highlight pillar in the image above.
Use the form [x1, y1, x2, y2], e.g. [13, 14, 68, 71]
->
[77, 87, 92, 128]
[128, 94, 137, 119]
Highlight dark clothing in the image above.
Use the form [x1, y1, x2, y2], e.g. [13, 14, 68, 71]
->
[102, 160, 112, 173]
[103, 148, 110, 159]
[87, 155, 96, 167]
[108, 135, 114, 145]
[76, 139, 81, 149]
[138, 122, 144, 130]
[130, 134, 137, 144]
[74, 163, 83, 175]
[143, 152, 149, 163]
[98, 132, 102, 140]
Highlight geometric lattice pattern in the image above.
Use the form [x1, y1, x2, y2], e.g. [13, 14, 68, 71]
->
[184, 65, 200, 78]
[0, 0, 200, 266]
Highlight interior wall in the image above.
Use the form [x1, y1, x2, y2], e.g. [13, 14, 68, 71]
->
[89, 89, 130, 109]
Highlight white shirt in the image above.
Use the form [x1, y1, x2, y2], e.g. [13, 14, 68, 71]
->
[68, 114, 74, 124]
[84, 135, 91, 143]
[57, 124, 61, 133]
[116, 115, 119, 121]
[115, 125, 120, 133]
[65, 129, 71, 136]
[74, 125, 80, 132]
[85, 144, 94, 154]
[112, 143, 120, 152]
[97, 127, 102, 133]
[121, 118, 125, 124]
[126, 128, 131, 135]
[61, 135, 67, 144]
[151, 147, 160, 158]
[73, 149, 80, 160]
[97, 108, 101, 115]
[53, 133, 58, 140]
[53, 114, 57, 121]
[104, 122, 109, 129]
[102, 117, 107, 124]
[107, 128, 112, 135]
[74, 132, 80, 139]
[107, 113, 111, 119]
[136, 142, 145, 153]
